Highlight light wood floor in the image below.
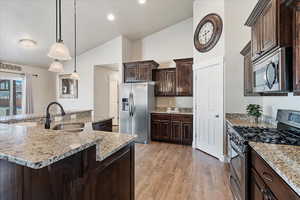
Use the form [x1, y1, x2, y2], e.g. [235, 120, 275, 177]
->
[135, 142, 233, 200]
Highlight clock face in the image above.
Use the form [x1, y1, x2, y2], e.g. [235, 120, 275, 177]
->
[198, 22, 214, 45]
[194, 14, 223, 53]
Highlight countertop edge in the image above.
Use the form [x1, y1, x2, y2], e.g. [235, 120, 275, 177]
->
[0, 138, 102, 170]
[97, 137, 136, 161]
[249, 142, 300, 197]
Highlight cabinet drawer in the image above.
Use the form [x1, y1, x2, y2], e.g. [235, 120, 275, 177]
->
[151, 113, 171, 121]
[251, 149, 300, 200]
[171, 114, 193, 122]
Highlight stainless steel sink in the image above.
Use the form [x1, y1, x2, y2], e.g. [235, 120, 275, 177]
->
[52, 122, 85, 132]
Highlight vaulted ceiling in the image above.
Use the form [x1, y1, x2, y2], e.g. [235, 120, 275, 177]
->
[0, 0, 193, 68]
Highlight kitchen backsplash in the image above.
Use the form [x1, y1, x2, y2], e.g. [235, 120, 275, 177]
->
[155, 97, 193, 108]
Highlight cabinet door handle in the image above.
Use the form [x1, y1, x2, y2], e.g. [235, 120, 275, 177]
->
[262, 172, 273, 182]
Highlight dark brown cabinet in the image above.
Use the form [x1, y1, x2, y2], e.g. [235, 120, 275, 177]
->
[241, 42, 260, 96]
[174, 58, 193, 96]
[291, 2, 300, 95]
[92, 119, 113, 132]
[123, 60, 159, 83]
[250, 148, 300, 200]
[246, 0, 292, 61]
[153, 58, 193, 97]
[0, 144, 135, 200]
[151, 113, 193, 145]
[153, 68, 176, 96]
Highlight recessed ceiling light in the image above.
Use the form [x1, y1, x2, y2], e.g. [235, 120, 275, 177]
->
[19, 39, 37, 49]
[138, 0, 147, 4]
[107, 13, 115, 21]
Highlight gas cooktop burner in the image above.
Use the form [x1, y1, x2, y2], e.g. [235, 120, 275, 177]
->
[233, 126, 300, 146]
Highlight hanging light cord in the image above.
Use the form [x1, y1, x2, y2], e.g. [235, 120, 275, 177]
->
[55, 0, 58, 42]
[74, 0, 77, 73]
[58, 0, 62, 42]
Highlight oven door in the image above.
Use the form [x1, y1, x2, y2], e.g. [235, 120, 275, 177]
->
[229, 140, 247, 200]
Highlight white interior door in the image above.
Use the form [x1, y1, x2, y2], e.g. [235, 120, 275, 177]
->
[109, 76, 119, 126]
[194, 60, 224, 160]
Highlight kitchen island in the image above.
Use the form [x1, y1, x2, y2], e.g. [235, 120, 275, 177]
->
[0, 120, 136, 200]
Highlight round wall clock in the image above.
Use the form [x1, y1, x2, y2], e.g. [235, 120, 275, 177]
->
[194, 13, 223, 53]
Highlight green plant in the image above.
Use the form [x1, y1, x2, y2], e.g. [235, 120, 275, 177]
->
[246, 104, 262, 118]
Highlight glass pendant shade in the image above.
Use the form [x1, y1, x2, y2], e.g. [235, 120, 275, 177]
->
[48, 60, 64, 73]
[70, 72, 80, 80]
[48, 41, 72, 61]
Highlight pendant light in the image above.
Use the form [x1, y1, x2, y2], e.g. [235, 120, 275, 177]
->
[70, 0, 80, 80]
[49, 59, 64, 73]
[48, 0, 71, 61]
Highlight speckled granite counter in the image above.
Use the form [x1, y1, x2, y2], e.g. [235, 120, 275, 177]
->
[226, 113, 276, 128]
[151, 107, 193, 115]
[249, 142, 300, 196]
[0, 115, 135, 169]
[0, 124, 103, 169]
[0, 109, 93, 124]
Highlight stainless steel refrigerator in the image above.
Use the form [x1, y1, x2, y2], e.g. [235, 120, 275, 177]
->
[120, 82, 155, 144]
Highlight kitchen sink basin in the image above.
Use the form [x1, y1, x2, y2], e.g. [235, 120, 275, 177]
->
[52, 122, 85, 132]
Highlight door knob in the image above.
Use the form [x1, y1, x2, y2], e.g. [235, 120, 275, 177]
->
[215, 114, 220, 118]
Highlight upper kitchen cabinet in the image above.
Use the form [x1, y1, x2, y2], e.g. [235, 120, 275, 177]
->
[123, 60, 159, 83]
[245, 0, 293, 61]
[241, 42, 260, 96]
[290, 1, 300, 95]
[153, 68, 176, 96]
[174, 58, 193, 96]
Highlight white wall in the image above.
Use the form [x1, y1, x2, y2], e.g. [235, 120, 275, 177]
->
[132, 18, 193, 68]
[132, 18, 194, 108]
[224, 0, 261, 114]
[94, 67, 119, 117]
[23, 65, 56, 114]
[57, 36, 123, 111]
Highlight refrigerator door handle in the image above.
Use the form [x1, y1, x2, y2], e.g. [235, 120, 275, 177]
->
[129, 92, 134, 117]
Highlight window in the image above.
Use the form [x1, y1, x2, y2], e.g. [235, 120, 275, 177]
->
[0, 74, 24, 116]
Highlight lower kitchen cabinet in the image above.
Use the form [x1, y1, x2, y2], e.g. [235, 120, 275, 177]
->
[151, 113, 193, 145]
[250, 148, 300, 200]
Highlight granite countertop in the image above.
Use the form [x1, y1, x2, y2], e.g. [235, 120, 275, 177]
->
[0, 115, 135, 169]
[0, 109, 93, 124]
[226, 113, 276, 128]
[0, 124, 103, 169]
[250, 142, 300, 196]
[151, 107, 193, 115]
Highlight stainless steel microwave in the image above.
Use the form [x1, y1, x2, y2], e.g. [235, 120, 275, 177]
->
[253, 47, 292, 93]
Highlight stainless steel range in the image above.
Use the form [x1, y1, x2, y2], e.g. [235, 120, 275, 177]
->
[227, 109, 300, 200]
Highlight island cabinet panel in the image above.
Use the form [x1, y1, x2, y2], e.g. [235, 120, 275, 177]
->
[250, 148, 300, 200]
[151, 113, 193, 145]
[174, 58, 193, 96]
[123, 60, 159, 83]
[0, 144, 135, 200]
